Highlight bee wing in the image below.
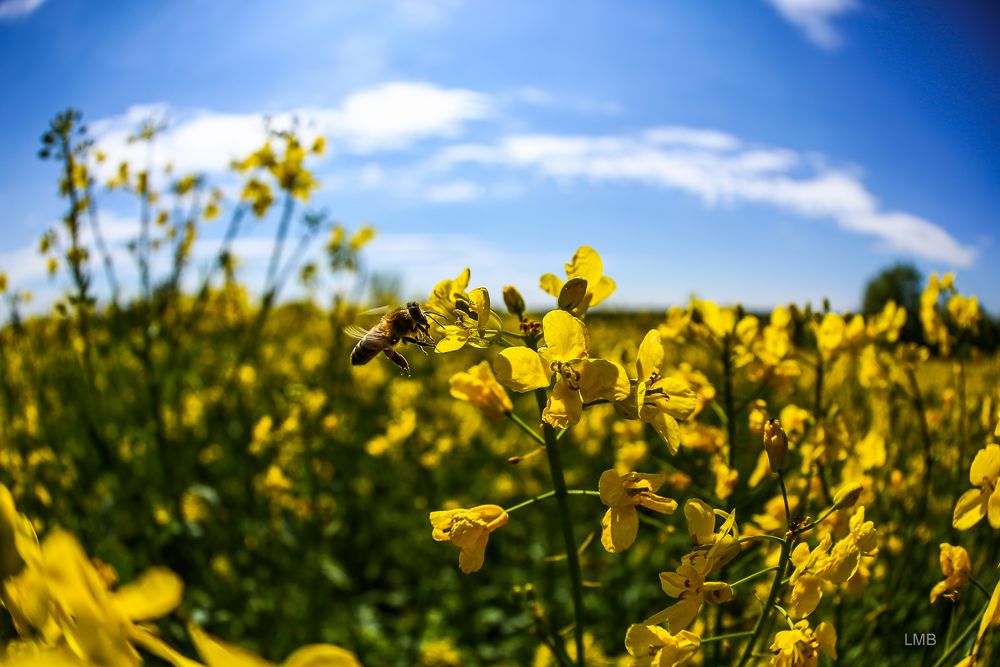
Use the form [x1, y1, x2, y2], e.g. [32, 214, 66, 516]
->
[343, 325, 372, 340]
[359, 305, 393, 317]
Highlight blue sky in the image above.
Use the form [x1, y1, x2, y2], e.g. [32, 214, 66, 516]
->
[1, 0, 998, 313]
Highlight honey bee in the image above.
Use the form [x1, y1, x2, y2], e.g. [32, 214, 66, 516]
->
[345, 302, 438, 376]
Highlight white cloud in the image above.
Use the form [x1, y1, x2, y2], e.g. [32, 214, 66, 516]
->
[434, 129, 977, 266]
[87, 82, 491, 178]
[765, 0, 857, 49]
[0, 0, 45, 20]
[424, 180, 483, 203]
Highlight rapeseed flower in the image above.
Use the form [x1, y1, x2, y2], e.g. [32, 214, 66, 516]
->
[624, 624, 700, 667]
[493, 310, 629, 428]
[539, 246, 616, 316]
[929, 543, 971, 603]
[449, 361, 512, 418]
[429, 505, 509, 573]
[953, 444, 1000, 530]
[615, 330, 697, 454]
[599, 470, 677, 553]
[768, 620, 836, 666]
[644, 512, 737, 632]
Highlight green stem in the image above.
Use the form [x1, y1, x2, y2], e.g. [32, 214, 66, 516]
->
[795, 505, 838, 535]
[930, 603, 987, 667]
[737, 537, 792, 667]
[534, 386, 586, 667]
[778, 473, 791, 530]
[507, 412, 545, 446]
[739, 534, 786, 547]
[730, 566, 779, 588]
[722, 339, 736, 469]
[505, 490, 601, 514]
[969, 576, 992, 601]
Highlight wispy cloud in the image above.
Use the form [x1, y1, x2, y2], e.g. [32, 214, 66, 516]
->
[432, 128, 977, 266]
[80, 82, 974, 268]
[0, 0, 45, 21]
[87, 82, 491, 178]
[765, 0, 858, 50]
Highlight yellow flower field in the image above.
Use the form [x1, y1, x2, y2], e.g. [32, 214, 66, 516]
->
[1, 110, 999, 666]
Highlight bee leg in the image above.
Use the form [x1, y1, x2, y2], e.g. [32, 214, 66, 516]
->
[383, 348, 411, 376]
[401, 336, 434, 348]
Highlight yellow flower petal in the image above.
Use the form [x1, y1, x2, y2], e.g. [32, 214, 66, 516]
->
[588, 275, 616, 307]
[644, 596, 702, 633]
[282, 645, 362, 667]
[953, 488, 987, 531]
[111, 567, 183, 621]
[815, 621, 837, 659]
[598, 469, 628, 507]
[643, 410, 681, 455]
[791, 574, 823, 618]
[539, 273, 563, 298]
[600, 506, 638, 553]
[189, 624, 274, 667]
[969, 444, 1000, 486]
[637, 330, 663, 382]
[493, 348, 551, 393]
[564, 246, 603, 286]
[542, 310, 588, 361]
[577, 359, 630, 403]
[989, 485, 1000, 529]
[469, 287, 490, 333]
[684, 499, 716, 545]
[435, 326, 471, 353]
[543, 379, 583, 429]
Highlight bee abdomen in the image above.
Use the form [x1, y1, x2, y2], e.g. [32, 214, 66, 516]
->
[351, 338, 381, 365]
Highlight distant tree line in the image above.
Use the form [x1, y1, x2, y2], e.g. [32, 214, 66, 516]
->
[862, 262, 1000, 354]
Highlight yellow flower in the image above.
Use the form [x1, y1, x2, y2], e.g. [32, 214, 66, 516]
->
[953, 444, 1000, 530]
[644, 512, 737, 632]
[599, 470, 678, 553]
[823, 506, 878, 584]
[493, 310, 629, 429]
[920, 273, 952, 356]
[618, 330, 697, 454]
[748, 400, 768, 435]
[683, 499, 740, 572]
[449, 361, 512, 419]
[429, 505, 508, 573]
[2, 528, 185, 667]
[816, 313, 845, 361]
[188, 624, 361, 667]
[539, 246, 616, 315]
[867, 300, 907, 342]
[436, 287, 495, 353]
[962, 573, 1000, 665]
[788, 536, 832, 618]
[929, 543, 971, 603]
[624, 624, 700, 667]
[768, 620, 837, 667]
[0, 486, 25, 579]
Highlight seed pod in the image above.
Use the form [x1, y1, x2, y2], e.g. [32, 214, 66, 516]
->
[833, 482, 863, 510]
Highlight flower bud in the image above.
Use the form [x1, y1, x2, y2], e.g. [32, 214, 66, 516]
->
[832, 482, 863, 510]
[502, 285, 526, 319]
[763, 418, 789, 473]
[558, 277, 588, 314]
